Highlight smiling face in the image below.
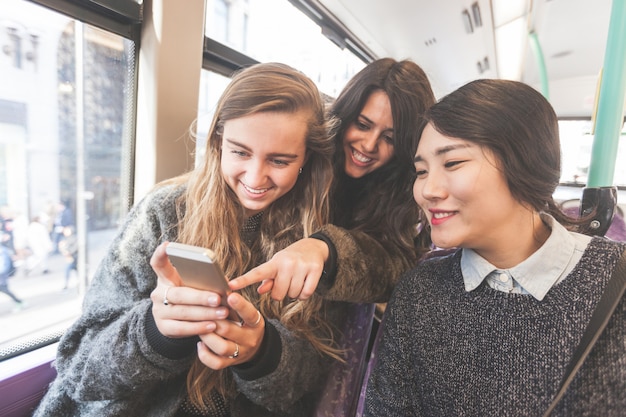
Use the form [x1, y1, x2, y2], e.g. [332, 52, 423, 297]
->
[221, 111, 308, 217]
[342, 90, 395, 178]
[413, 123, 536, 261]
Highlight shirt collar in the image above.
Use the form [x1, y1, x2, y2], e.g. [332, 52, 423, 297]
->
[461, 213, 576, 300]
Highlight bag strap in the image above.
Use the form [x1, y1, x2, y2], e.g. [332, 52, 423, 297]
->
[543, 248, 626, 417]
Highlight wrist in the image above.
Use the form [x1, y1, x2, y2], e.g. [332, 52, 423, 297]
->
[309, 232, 337, 291]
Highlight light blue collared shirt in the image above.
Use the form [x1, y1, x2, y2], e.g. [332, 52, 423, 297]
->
[461, 213, 592, 301]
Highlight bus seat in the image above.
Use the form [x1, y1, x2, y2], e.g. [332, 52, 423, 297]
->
[314, 302, 376, 417]
[354, 310, 385, 417]
[606, 207, 626, 241]
[561, 200, 626, 241]
[0, 343, 57, 417]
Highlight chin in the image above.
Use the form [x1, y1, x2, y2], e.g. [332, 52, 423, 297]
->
[431, 236, 457, 250]
[345, 165, 367, 179]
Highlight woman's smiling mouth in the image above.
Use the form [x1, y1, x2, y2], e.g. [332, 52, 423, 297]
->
[351, 148, 373, 165]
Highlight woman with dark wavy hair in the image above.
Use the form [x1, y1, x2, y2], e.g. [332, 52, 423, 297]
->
[232, 58, 436, 305]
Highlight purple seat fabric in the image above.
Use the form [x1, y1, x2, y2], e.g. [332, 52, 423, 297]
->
[355, 313, 384, 417]
[314, 303, 376, 417]
[606, 209, 626, 241]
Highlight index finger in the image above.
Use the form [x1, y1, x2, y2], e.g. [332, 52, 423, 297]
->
[229, 262, 276, 290]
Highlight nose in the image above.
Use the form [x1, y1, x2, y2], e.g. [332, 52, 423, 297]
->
[244, 159, 268, 187]
[415, 170, 446, 202]
[361, 131, 380, 153]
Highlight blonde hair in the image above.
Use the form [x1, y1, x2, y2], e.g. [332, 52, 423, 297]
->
[160, 62, 337, 411]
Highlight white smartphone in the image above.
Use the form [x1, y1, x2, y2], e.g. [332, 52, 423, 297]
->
[165, 242, 240, 321]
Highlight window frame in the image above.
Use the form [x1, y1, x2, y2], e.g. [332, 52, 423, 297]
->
[28, 0, 142, 41]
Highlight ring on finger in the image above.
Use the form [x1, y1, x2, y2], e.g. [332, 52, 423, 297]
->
[163, 286, 172, 306]
[227, 343, 239, 359]
[250, 310, 262, 327]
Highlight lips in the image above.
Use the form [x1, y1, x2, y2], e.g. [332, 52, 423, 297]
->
[351, 148, 374, 165]
[429, 210, 456, 226]
[242, 182, 270, 196]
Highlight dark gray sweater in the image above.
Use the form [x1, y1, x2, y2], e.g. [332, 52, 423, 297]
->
[33, 184, 352, 417]
[365, 237, 626, 417]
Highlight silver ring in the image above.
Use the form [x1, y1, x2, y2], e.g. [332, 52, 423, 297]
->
[251, 310, 262, 327]
[163, 286, 172, 306]
[227, 343, 239, 359]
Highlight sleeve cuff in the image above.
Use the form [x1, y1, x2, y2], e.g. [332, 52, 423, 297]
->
[145, 307, 198, 360]
[309, 232, 338, 293]
[231, 321, 281, 380]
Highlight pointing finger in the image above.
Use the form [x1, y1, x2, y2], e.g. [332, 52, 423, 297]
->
[229, 263, 276, 290]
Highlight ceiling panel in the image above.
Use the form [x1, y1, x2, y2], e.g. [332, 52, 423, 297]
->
[318, 0, 614, 116]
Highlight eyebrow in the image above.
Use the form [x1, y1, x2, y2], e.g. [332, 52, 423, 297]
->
[414, 143, 472, 163]
[225, 138, 300, 159]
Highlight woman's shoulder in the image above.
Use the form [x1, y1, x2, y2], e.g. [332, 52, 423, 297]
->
[397, 249, 460, 288]
[128, 183, 186, 218]
[118, 183, 186, 236]
[587, 236, 626, 254]
[583, 237, 626, 269]
[143, 182, 186, 205]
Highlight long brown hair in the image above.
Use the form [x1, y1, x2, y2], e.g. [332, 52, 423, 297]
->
[329, 58, 435, 260]
[160, 62, 337, 410]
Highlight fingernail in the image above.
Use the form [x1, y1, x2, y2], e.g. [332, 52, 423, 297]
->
[216, 308, 228, 318]
[206, 322, 216, 331]
[208, 295, 219, 305]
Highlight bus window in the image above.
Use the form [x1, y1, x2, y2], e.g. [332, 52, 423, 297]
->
[196, 0, 367, 159]
[559, 119, 626, 187]
[196, 70, 231, 164]
[0, 0, 137, 360]
[205, 0, 365, 98]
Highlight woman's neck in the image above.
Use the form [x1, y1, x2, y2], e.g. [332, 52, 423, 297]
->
[477, 211, 550, 269]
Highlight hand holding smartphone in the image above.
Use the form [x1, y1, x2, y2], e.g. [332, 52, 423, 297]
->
[165, 242, 240, 322]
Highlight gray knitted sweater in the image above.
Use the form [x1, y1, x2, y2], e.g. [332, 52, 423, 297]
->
[33, 184, 359, 417]
[365, 237, 626, 417]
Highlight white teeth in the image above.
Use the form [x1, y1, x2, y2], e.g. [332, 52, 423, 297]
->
[433, 212, 452, 219]
[243, 183, 268, 194]
[352, 149, 372, 163]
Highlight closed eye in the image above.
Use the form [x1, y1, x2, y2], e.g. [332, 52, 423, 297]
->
[270, 158, 290, 166]
[231, 149, 248, 157]
[445, 160, 466, 169]
[355, 120, 369, 130]
[415, 168, 427, 178]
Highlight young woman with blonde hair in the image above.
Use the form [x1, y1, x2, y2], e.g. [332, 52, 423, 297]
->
[35, 62, 343, 417]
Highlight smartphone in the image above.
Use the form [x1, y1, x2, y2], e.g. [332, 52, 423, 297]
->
[165, 242, 240, 322]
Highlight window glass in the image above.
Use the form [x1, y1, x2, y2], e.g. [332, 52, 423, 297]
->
[0, 1, 134, 357]
[559, 119, 626, 187]
[204, 0, 365, 98]
[195, 70, 231, 164]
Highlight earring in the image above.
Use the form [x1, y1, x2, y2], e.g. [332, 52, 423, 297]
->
[299, 167, 303, 174]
